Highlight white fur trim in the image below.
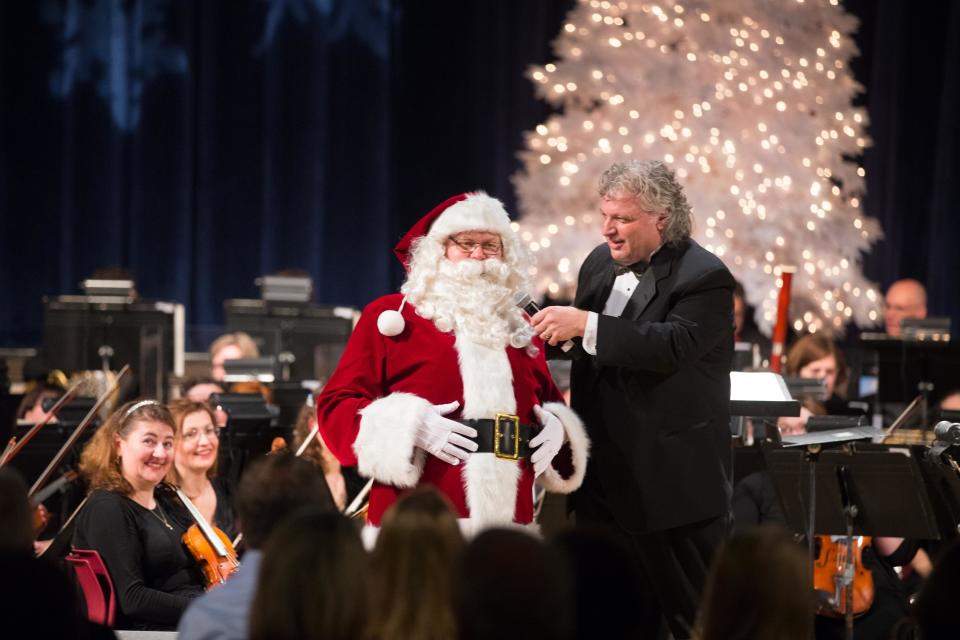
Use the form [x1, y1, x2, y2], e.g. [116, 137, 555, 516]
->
[454, 335, 523, 526]
[462, 452, 521, 528]
[455, 335, 516, 418]
[428, 193, 512, 240]
[354, 393, 429, 488]
[536, 402, 590, 494]
[361, 524, 380, 551]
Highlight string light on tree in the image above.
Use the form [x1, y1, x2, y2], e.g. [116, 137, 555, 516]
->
[514, 0, 883, 334]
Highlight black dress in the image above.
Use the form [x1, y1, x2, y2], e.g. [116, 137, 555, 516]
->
[210, 476, 236, 540]
[72, 489, 204, 630]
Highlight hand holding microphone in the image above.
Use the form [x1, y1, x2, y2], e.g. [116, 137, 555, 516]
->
[514, 291, 582, 352]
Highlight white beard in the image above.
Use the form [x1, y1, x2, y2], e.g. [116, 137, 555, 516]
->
[404, 257, 535, 351]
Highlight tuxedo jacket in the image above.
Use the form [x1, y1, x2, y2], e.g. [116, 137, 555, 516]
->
[567, 239, 735, 533]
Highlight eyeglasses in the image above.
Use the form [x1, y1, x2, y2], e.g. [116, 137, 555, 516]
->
[448, 236, 503, 256]
[181, 425, 220, 443]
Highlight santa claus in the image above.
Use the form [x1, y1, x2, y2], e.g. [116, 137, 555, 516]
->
[316, 192, 589, 533]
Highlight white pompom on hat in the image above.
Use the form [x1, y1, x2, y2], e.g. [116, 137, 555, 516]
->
[377, 305, 406, 337]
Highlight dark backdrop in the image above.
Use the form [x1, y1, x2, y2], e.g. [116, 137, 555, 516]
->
[1, 0, 957, 349]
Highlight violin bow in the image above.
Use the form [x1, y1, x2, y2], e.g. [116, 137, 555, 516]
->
[28, 364, 130, 499]
[294, 423, 319, 457]
[0, 382, 81, 467]
[344, 478, 374, 519]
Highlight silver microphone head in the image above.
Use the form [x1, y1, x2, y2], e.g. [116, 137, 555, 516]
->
[513, 290, 532, 308]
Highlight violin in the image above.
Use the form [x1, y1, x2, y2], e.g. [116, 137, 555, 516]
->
[170, 484, 239, 589]
[813, 535, 875, 618]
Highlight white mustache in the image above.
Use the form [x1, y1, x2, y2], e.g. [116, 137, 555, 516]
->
[440, 257, 508, 281]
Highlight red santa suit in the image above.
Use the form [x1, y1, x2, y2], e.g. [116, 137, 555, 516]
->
[316, 192, 589, 530]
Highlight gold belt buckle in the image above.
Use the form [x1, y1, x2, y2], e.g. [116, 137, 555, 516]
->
[494, 413, 521, 460]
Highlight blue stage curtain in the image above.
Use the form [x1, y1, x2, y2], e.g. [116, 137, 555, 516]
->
[853, 0, 960, 330]
[1, 0, 957, 348]
[0, 0, 398, 347]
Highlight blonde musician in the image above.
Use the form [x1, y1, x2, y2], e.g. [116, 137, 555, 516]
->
[166, 399, 235, 539]
[74, 400, 204, 630]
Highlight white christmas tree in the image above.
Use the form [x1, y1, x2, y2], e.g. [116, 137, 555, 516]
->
[514, 0, 883, 335]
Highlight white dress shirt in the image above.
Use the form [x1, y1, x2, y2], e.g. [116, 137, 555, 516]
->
[582, 271, 640, 355]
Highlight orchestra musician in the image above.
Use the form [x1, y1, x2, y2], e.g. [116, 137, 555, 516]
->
[73, 400, 204, 630]
[784, 334, 848, 403]
[209, 332, 259, 382]
[16, 380, 65, 424]
[166, 399, 235, 539]
[883, 279, 927, 337]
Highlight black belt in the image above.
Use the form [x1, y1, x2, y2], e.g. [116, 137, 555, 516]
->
[462, 414, 538, 460]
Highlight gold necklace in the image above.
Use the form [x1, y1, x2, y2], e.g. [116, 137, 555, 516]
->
[150, 502, 174, 531]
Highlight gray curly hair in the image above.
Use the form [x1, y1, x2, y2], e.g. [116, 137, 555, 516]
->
[598, 160, 693, 244]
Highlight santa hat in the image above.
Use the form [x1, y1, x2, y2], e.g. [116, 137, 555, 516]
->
[393, 192, 514, 269]
[378, 192, 515, 337]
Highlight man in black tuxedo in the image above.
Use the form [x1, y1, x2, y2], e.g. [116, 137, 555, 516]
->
[532, 160, 735, 639]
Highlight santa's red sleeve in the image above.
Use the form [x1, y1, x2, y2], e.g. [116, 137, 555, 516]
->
[316, 295, 429, 488]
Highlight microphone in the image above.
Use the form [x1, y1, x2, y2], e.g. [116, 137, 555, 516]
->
[513, 290, 542, 316]
[513, 291, 574, 352]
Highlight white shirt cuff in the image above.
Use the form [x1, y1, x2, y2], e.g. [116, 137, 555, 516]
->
[582, 311, 598, 355]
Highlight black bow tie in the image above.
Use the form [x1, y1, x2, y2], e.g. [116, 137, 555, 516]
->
[613, 261, 648, 277]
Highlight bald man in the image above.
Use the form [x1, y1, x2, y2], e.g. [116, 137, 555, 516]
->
[884, 279, 927, 337]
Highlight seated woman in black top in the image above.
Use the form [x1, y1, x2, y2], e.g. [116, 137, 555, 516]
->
[783, 333, 851, 415]
[74, 400, 204, 630]
[166, 399, 235, 539]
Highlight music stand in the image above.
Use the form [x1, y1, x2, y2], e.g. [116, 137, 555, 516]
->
[210, 392, 281, 489]
[729, 371, 800, 480]
[783, 376, 828, 402]
[765, 443, 939, 539]
[224, 299, 354, 382]
[859, 333, 960, 427]
[765, 442, 940, 638]
[729, 371, 800, 443]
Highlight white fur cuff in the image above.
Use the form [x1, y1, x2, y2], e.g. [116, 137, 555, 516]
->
[536, 402, 590, 494]
[355, 393, 430, 488]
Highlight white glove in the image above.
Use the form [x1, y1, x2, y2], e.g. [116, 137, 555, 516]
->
[530, 405, 565, 476]
[414, 401, 479, 465]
